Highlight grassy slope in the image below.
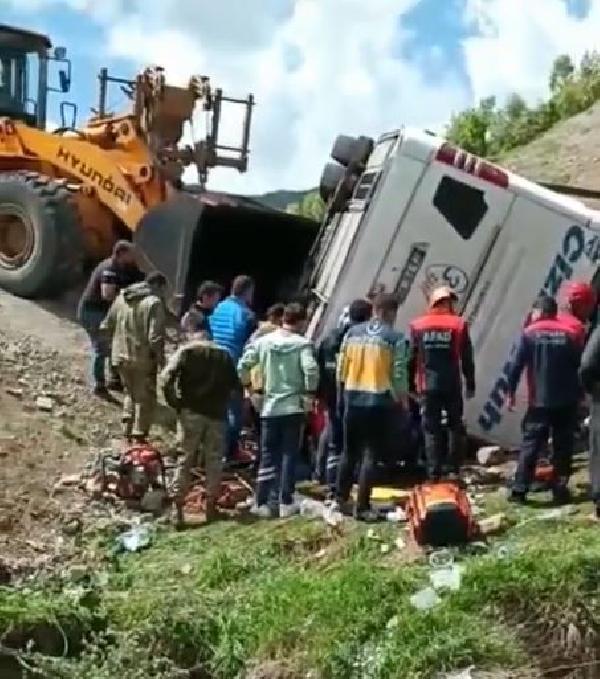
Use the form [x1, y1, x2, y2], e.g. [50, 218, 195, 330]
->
[4, 481, 600, 678]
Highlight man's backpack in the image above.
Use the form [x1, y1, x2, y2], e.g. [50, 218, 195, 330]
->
[407, 482, 478, 547]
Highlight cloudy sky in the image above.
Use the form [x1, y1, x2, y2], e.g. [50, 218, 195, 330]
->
[2, 0, 599, 194]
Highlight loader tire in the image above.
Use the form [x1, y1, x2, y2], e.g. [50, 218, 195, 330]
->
[0, 172, 83, 298]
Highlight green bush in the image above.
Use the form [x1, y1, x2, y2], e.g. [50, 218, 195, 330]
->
[447, 51, 600, 158]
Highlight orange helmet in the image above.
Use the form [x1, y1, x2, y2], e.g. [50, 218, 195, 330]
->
[429, 285, 458, 309]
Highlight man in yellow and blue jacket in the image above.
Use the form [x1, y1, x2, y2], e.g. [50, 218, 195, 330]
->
[334, 293, 409, 520]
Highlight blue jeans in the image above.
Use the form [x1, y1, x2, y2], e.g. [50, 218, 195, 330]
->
[79, 308, 108, 388]
[256, 414, 305, 507]
[225, 393, 243, 460]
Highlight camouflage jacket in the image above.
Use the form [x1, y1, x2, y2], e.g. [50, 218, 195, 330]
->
[100, 282, 166, 368]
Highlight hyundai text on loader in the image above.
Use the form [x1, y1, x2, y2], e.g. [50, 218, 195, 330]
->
[0, 24, 317, 315]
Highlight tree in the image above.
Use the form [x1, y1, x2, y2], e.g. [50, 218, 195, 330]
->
[549, 54, 575, 93]
[445, 51, 600, 160]
[446, 96, 497, 157]
[286, 191, 325, 222]
[504, 93, 528, 121]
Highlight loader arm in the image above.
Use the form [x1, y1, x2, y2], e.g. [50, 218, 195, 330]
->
[7, 121, 152, 230]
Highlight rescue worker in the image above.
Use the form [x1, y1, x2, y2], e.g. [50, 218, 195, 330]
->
[160, 329, 241, 527]
[100, 272, 167, 442]
[77, 240, 144, 396]
[579, 315, 600, 518]
[409, 286, 475, 481]
[532, 283, 596, 485]
[238, 303, 319, 518]
[180, 281, 224, 339]
[508, 295, 585, 504]
[209, 275, 257, 462]
[334, 293, 409, 521]
[559, 280, 597, 333]
[316, 298, 372, 497]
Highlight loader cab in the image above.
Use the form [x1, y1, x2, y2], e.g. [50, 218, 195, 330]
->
[0, 24, 71, 130]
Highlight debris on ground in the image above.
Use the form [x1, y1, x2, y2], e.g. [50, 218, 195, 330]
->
[386, 507, 407, 522]
[476, 445, 507, 467]
[430, 563, 462, 591]
[35, 395, 54, 412]
[438, 668, 474, 679]
[410, 586, 442, 610]
[116, 525, 152, 553]
[300, 497, 325, 519]
[477, 513, 511, 537]
[52, 473, 83, 495]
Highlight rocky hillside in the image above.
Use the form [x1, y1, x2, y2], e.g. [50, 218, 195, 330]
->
[501, 100, 600, 208]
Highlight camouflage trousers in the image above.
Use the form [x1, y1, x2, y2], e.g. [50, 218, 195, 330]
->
[117, 362, 157, 439]
[171, 409, 225, 505]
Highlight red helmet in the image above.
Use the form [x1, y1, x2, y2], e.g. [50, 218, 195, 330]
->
[560, 281, 596, 308]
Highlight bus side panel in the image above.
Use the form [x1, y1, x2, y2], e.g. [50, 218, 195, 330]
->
[467, 197, 599, 447]
[375, 160, 514, 333]
[312, 153, 427, 339]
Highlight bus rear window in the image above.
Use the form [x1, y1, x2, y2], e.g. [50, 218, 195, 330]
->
[433, 176, 488, 240]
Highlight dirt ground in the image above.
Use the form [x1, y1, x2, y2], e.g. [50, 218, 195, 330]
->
[0, 288, 126, 575]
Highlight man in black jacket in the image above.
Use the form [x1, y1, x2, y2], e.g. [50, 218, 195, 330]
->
[161, 329, 241, 527]
[77, 240, 144, 396]
[579, 317, 600, 518]
[316, 298, 372, 496]
[509, 295, 585, 504]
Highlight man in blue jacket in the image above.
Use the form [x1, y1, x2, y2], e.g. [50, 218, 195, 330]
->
[209, 275, 257, 461]
[507, 295, 585, 504]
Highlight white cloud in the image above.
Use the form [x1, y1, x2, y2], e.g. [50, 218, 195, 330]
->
[98, 0, 472, 194]
[6, 0, 600, 194]
[462, 0, 600, 104]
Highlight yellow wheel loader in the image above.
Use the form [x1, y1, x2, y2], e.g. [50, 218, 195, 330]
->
[0, 24, 318, 314]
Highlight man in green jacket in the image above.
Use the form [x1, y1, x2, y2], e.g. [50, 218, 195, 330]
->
[161, 329, 241, 526]
[101, 272, 167, 441]
[238, 303, 319, 518]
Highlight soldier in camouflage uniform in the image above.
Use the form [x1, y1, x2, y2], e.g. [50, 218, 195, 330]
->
[160, 329, 241, 526]
[101, 272, 167, 441]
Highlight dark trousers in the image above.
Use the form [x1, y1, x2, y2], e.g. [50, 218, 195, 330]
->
[225, 393, 243, 460]
[589, 401, 600, 505]
[256, 414, 305, 507]
[422, 391, 464, 480]
[513, 405, 577, 495]
[336, 407, 389, 512]
[79, 307, 109, 388]
[252, 405, 262, 475]
[326, 403, 344, 494]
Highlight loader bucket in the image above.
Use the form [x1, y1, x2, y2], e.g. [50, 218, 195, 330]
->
[134, 192, 202, 315]
[135, 191, 319, 317]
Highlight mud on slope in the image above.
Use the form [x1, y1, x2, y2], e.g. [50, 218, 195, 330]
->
[0, 290, 124, 574]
